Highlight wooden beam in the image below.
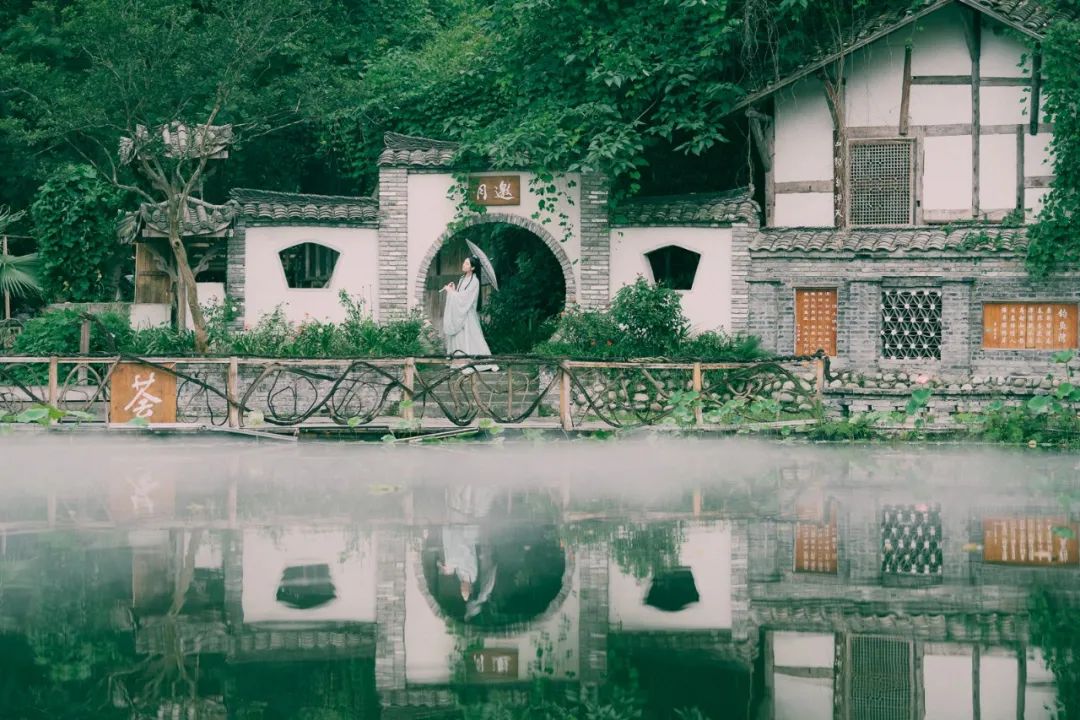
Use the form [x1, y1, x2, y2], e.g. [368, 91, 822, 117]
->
[1016, 125, 1026, 213]
[899, 46, 912, 136]
[773, 666, 833, 679]
[847, 123, 1052, 139]
[912, 74, 973, 85]
[765, 102, 776, 227]
[968, 9, 982, 218]
[775, 180, 833, 194]
[973, 645, 982, 720]
[1030, 44, 1042, 136]
[1017, 647, 1026, 720]
[747, 108, 772, 173]
[820, 67, 847, 228]
[1025, 175, 1055, 188]
[982, 77, 1032, 87]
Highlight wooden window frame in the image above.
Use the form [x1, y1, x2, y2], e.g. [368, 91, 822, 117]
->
[846, 138, 917, 228]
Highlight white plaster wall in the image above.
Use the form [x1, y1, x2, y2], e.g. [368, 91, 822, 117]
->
[923, 135, 974, 211]
[1026, 188, 1050, 220]
[241, 527, 376, 624]
[609, 227, 733, 332]
[244, 226, 378, 326]
[911, 4, 973, 76]
[404, 546, 580, 684]
[772, 632, 834, 667]
[980, 654, 1019, 720]
[845, 39, 906, 127]
[774, 78, 833, 184]
[981, 26, 1029, 77]
[980, 134, 1018, 211]
[775, 676, 832, 720]
[1024, 133, 1054, 177]
[774, 193, 834, 227]
[406, 173, 581, 308]
[983, 86, 1028, 126]
[131, 303, 170, 329]
[608, 524, 732, 630]
[185, 282, 224, 329]
[1025, 648, 1056, 720]
[924, 654, 973, 719]
[910, 85, 972, 126]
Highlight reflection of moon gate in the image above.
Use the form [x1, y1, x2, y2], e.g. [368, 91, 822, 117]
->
[418, 524, 574, 633]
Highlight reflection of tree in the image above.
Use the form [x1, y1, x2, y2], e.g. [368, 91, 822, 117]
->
[1029, 588, 1080, 719]
[612, 523, 684, 581]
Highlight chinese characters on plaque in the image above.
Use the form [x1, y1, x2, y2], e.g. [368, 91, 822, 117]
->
[983, 303, 1078, 350]
[795, 288, 838, 356]
[794, 495, 838, 574]
[468, 175, 521, 206]
[466, 648, 519, 682]
[109, 362, 177, 424]
[982, 517, 1079, 566]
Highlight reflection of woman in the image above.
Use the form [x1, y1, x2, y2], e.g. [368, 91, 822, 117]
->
[442, 256, 491, 357]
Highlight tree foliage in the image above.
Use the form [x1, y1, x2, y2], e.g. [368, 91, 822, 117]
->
[31, 165, 126, 302]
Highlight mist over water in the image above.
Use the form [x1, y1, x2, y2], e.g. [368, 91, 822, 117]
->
[1, 433, 1078, 718]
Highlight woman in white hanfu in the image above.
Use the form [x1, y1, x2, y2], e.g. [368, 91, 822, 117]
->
[442, 255, 492, 358]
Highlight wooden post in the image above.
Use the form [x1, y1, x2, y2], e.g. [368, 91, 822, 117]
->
[47, 356, 59, 408]
[1016, 125, 1026, 214]
[692, 488, 703, 517]
[815, 357, 826, 400]
[972, 644, 981, 720]
[402, 357, 415, 422]
[1016, 646, 1026, 720]
[966, 9, 982, 218]
[1030, 44, 1042, 136]
[506, 365, 513, 418]
[559, 362, 572, 431]
[227, 479, 238, 528]
[899, 45, 913, 136]
[227, 356, 240, 428]
[692, 362, 704, 426]
[78, 319, 90, 385]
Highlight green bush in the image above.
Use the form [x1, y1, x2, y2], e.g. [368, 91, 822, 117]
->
[678, 330, 766, 362]
[609, 277, 688, 355]
[11, 308, 130, 355]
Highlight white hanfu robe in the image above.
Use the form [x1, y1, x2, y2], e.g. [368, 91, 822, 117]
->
[443, 275, 491, 357]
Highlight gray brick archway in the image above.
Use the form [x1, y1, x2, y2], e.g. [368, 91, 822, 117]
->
[413, 213, 578, 311]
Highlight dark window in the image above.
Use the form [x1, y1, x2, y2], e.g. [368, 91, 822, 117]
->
[278, 242, 340, 289]
[645, 246, 701, 290]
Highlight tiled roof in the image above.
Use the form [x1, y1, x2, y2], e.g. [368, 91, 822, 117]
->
[120, 122, 233, 163]
[611, 188, 760, 227]
[378, 132, 460, 168]
[752, 606, 1027, 644]
[231, 188, 378, 226]
[730, 0, 1063, 113]
[134, 198, 236, 239]
[750, 225, 1028, 255]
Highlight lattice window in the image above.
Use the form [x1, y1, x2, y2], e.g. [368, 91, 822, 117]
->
[880, 290, 942, 360]
[848, 141, 913, 226]
[881, 504, 942, 576]
[849, 636, 913, 720]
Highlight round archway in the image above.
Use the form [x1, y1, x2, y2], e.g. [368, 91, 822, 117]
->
[417, 214, 577, 354]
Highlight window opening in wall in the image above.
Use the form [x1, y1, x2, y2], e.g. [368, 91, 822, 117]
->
[848, 140, 914, 226]
[645, 245, 701, 290]
[795, 288, 838, 356]
[881, 289, 941, 360]
[881, 504, 942, 577]
[278, 242, 340, 289]
[982, 302, 1079, 350]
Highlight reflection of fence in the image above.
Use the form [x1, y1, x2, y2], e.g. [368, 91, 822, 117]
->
[0, 354, 826, 430]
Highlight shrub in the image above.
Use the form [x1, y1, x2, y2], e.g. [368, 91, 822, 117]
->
[678, 330, 767, 362]
[534, 307, 623, 358]
[609, 277, 688, 355]
[11, 308, 131, 355]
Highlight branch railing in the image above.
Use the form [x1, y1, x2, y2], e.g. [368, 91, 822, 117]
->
[0, 353, 828, 430]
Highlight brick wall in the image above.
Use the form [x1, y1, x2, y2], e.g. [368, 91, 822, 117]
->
[579, 172, 611, 308]
[226, 224, 246, 331]
[375, 530, 407, 691]
[378, 168, 410, 320]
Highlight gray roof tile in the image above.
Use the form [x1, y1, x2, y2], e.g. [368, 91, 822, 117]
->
[750, 225, 1028, 254]
[135, 198, 235, 238]
[377, 132, 459, 168]
[231, 188, 378, 226]
[611, 188, 760, 227]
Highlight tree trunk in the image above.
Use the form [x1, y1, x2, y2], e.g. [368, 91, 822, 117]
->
[167, 207, 209, 352]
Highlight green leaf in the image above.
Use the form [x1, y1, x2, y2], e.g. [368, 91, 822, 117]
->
[127, 416, 149, 427]
[380, 433, 396, 443]
[911, 388, 932, 404]
[1055, 382, 1074, 399]
[1052, 526, 1076, 540]
[347, 416, 362, 428]
[1027, 395, 1052, 414]
[1051, 350, 1076, 364]
[16, 407, 50, 424]
[65, 410, 96, 422]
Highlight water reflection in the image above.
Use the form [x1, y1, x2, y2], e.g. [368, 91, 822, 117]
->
[0, 436, 1078, 718]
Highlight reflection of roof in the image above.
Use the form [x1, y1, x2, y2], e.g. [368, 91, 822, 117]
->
[611, 189, 759, 227]
[753, 606, 1027, 644]
[749, 226, 1027, 255]
[133, 198, 236, 239]
[136, 619, 376, 661]
[730, 0, 1062, 114]
[379, 132, 460, 168]
[231, 188, 379, 226]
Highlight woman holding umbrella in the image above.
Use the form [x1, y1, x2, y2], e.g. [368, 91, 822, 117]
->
[442, 245, 494, 358]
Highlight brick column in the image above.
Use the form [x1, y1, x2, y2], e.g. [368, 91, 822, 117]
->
[940, 279, 974, 371]
[748, 280, 782, 353]
[729, 224, 753, 335]
[225, 223, 246, 331]
[223, 529, 244, 628]
[730, 520, 751, 642]
[375, 530, 408, 692]
[578, 172, 610, 309]
[577, 544, 609, 688]
[846, 280, 882, 369]
[378, 167, 410, 320]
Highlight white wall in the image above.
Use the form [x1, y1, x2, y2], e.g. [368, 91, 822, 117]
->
[910, 4, 972, 76]
[241, 527, 377, 624]
[244, 226, 378, 326]
[775, 675, 832, 720]
[924, 653, 974, 719]
[981, 654, 1019, 720]
[404, 545, 580, 684]
[980, 134, 1018, 211]
[772, 632, 834, 667]
[406, 173, 581, 309]
[774, 78, 833, 186]
[609, 227, 734, 332]
[608, 524, 732, 631]
[845, 38, 906, 128]
[923, 135, 974, 212]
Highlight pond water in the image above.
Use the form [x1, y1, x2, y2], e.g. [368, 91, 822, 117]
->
[1, 434, 1078, 719]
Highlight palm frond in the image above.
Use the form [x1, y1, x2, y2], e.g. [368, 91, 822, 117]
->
[0, 253, 43, 298]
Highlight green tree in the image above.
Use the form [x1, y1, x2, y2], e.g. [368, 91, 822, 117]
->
[31, 165, 126, 303]
[2, 0, 341, 351]
[0, 205, 40, 319]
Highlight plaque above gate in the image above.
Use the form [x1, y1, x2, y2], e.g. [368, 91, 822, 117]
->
[469, 175, 521, 206]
